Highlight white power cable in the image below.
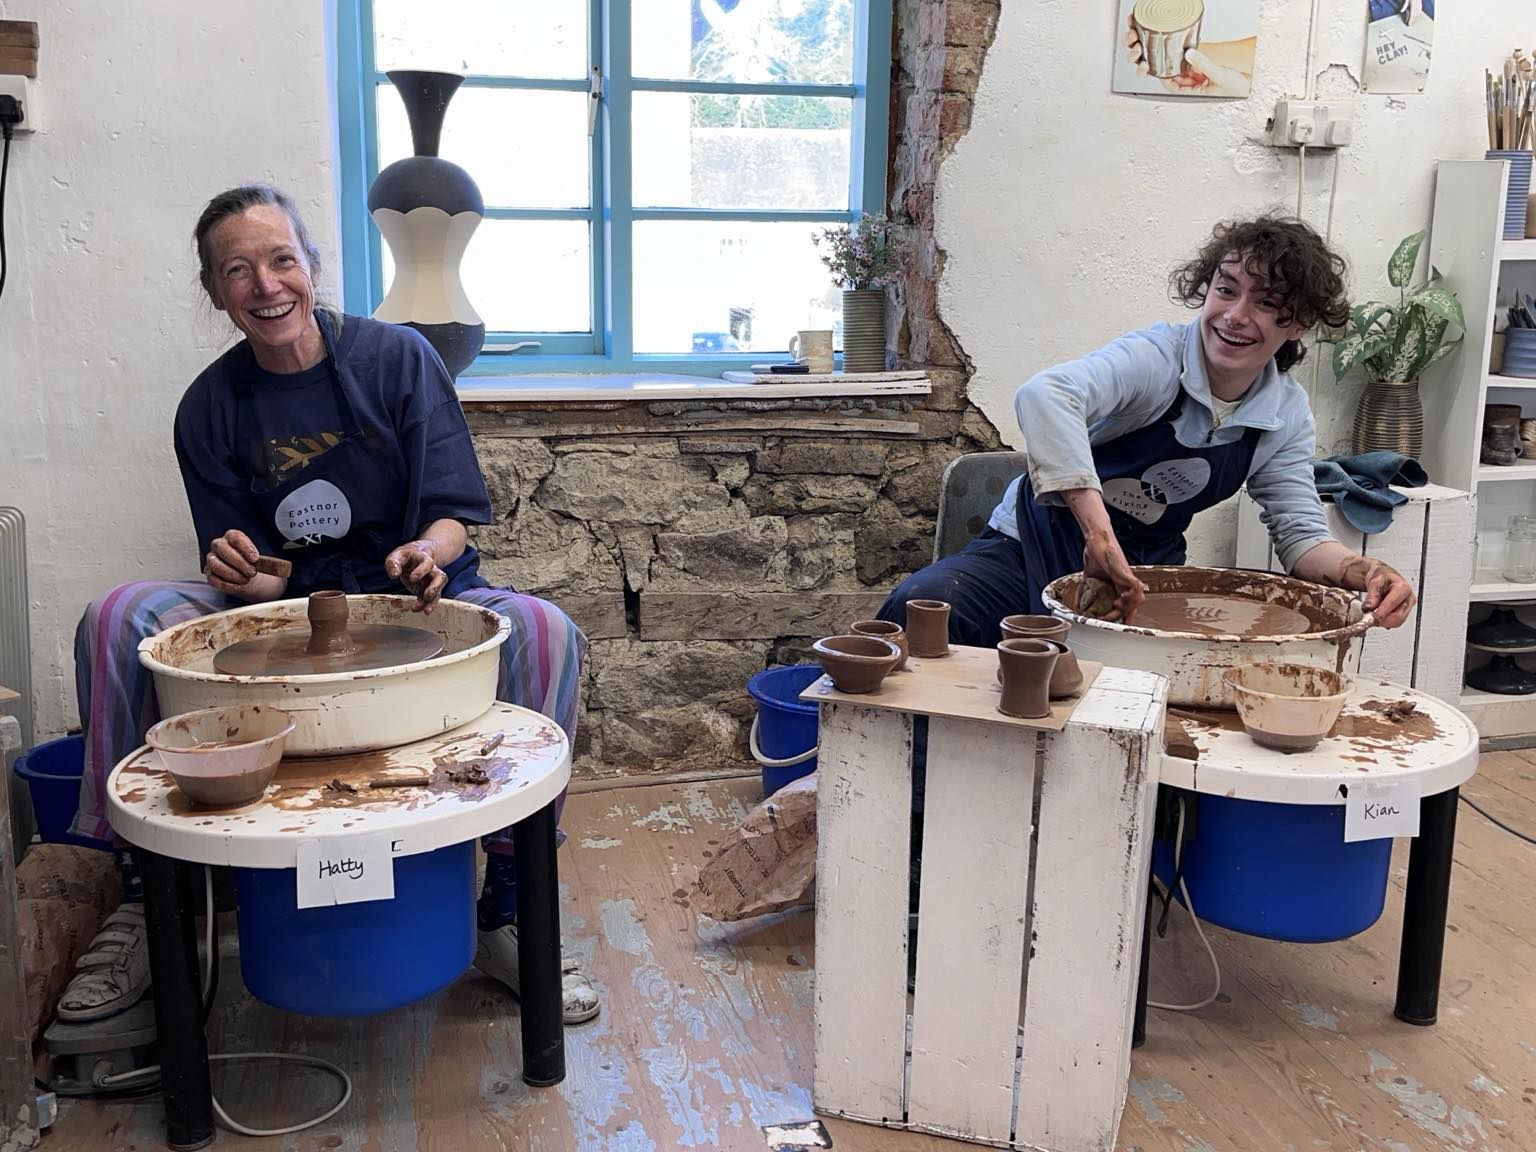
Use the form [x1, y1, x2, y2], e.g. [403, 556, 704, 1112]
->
[1148, 795, 1223, 1013]
[97, 867, 352, 1137]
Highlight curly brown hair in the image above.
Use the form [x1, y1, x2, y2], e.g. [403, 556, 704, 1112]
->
[1169, 215, 1350, 373]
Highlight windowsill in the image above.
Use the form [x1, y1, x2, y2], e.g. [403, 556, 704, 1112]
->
[455, 372, 932, 404]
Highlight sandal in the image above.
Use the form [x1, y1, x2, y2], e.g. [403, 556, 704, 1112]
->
[55, 904, 152, 1023]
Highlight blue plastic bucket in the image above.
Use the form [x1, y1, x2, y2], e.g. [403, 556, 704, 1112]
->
[1153, 792, 1391, 943]
[747, 664, 823, 795]
[234, 840, 475, 1017]
[13, 735, 113, 851]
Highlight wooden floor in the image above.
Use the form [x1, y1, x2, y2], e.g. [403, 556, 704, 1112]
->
[46, 751, 1536, 1152]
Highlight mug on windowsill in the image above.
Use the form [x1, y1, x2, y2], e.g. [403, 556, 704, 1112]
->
[788, 329, 834, 374]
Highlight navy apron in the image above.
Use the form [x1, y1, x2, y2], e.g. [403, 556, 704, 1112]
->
[1014, 390, 1262, 612]
[236, 312, 481, 598]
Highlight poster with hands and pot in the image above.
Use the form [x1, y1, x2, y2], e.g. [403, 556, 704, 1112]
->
[1111, 0, 1258, 99]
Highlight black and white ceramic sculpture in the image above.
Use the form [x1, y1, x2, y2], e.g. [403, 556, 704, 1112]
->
[368, 70, 485, 378]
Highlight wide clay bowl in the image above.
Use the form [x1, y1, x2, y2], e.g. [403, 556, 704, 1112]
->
[1222, 663, 1353, 752]
[146, 704, 295, 807]
[813, 635, 902, 694]
[850, 619, 908, 670]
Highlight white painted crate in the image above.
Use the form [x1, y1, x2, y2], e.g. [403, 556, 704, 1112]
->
[1234, 484, 1474, 706]
[811, 665, 1167, 1152]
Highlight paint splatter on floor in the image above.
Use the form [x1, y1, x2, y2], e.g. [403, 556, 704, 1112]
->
[1469, 1074, 1506, 1097]
[1130, 1077, 1186, 1124]
[1369, 1050, 1490, 1149]
[1283, 1001, 1340, 1032]
[581, 835, 622, 849]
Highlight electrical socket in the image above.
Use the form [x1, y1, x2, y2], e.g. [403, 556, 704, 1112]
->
[0, 75, 38, 132]
[1268, 98, 1353, 150]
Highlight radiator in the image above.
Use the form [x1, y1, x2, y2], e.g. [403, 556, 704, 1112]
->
[0, 508, 31, 749]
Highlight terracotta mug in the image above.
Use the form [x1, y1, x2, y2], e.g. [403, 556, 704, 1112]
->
[905, 600, 951, 658]
[999, 614, 1069, 643]
[996, 638, 1059, 719]
[850, 619, 908, 670]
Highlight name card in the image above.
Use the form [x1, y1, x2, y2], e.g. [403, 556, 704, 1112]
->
[1344, 779, 1420, 843]
[296, 834, 396, 908]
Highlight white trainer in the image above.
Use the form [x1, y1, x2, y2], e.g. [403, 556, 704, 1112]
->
[474, 925, 600, 1025]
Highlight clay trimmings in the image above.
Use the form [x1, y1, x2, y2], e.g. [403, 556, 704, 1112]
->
[1133, 0, 1204, 34]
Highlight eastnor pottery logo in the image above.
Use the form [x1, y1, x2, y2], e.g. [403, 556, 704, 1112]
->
[275, 479, 353, 543]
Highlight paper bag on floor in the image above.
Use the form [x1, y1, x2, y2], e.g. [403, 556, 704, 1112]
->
[694, 774, 816, 921]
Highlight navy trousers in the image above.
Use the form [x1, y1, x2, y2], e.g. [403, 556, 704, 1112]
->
[876, 528, 1035, 646]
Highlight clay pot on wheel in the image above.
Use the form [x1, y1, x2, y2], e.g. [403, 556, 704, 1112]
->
[996, 638, 1059, 719]
[905, 600, 951, 658]
[813, 635, 902, 694]
[850, 619, 908, 670]
[306, 590, 356, 657]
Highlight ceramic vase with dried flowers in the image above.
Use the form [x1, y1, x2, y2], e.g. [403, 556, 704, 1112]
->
[814, 214, 903, 374]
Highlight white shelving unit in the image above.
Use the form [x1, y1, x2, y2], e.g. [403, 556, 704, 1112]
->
[1424, 160, 1536, 737]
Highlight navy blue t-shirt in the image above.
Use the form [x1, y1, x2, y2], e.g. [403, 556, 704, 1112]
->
[173, 311, 494, 598]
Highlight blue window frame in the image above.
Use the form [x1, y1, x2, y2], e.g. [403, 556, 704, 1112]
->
[335, 0, 892, 376]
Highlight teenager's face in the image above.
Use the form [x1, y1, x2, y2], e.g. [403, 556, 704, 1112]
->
[1199, 253, 1309, 387]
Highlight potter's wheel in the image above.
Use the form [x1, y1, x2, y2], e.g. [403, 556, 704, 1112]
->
[1132, 591, 1311, 638]
[213, 591, 443, 676]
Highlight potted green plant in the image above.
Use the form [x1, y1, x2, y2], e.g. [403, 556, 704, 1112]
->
[1328, 229, 1466, 458]
[814, 214, 902, 374]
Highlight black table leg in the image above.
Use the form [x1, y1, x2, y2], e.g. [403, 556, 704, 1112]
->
[513, 799, 565, 1087]
[1395, 787, 1459, 1026]
[136, 848, 214, 1150]
[1133, 879, 1154, 1048]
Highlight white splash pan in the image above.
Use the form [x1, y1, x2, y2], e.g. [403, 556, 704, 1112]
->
[139, 594, 510, 756]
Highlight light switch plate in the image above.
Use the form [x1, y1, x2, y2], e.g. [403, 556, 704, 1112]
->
[1269, 98, 1353, 150]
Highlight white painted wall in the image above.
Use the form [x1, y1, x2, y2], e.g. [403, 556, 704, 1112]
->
[0, 1, 338, 738]
[940, 1, 1536, 566]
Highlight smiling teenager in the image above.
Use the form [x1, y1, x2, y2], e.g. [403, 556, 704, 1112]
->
[879, 215, 1418, 642]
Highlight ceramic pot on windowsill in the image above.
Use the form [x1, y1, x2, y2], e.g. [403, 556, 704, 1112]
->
[841, 288, 886, 374]
[368, 70, 486, 379]
[1351, 379, 1423, 458]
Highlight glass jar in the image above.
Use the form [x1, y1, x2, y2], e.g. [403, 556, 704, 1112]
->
[1505, 515, 1536, 583]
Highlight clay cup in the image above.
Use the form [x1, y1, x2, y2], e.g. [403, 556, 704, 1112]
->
[850, 619, 908, 670]
[996, 638, 1059, 719]
[905, 599, 952, 658]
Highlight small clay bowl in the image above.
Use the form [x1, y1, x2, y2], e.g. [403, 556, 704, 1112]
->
[813, 635, 902, 694]
[1222, 663, 1353, 752]
[146, 704, 295, 807]
[850, 619, 908, 670]
[999, 614, 1069, 643]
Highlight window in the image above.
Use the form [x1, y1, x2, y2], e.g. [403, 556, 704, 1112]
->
[335, 0, 892, 374]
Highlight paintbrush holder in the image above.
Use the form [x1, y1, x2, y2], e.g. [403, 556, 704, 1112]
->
[1488, 150, 1533, 239]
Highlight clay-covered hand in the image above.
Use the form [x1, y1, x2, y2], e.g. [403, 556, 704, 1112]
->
[385, 539, 448, 613]
[205, 529, 286, 600]
[1082, 527, 1148, 624]
[1339, 555, 1416, 629]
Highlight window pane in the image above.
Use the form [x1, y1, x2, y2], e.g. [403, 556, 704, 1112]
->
[381, 220, 591, 333]
[377, 84, 590, 210]
[632, 221, 841, 354]
[633, 92, 849, 209]
[633, 0, 854, 84]
[373, 0, 587, 79]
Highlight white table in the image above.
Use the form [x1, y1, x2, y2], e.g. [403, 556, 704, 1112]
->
[1140, 677, 1479, 1040]
[107, 702, 571, 1150]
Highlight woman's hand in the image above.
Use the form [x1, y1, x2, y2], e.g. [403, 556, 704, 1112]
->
[385, 539, 448, 613]
[1339, 555, 1416, 629]
[1083, 527, 1148, 623]
[1124, 12, 1254, 97]
[205, 530, 286, 602]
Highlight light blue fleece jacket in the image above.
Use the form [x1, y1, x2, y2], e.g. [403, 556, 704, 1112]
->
[988, 321, 1333, 572]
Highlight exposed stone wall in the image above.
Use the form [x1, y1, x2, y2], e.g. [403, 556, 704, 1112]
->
[465, 390, 1000, 777]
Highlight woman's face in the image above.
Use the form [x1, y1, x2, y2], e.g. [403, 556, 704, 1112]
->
[205, 204, 318, 368]
[1199, 253, 1308, 387]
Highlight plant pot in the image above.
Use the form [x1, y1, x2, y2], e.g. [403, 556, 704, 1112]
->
[369, 71, 486, 378]
[841, 288, 886, 374]
[1351, 380, 1423, 459]
[1489, 150, 1535, 240]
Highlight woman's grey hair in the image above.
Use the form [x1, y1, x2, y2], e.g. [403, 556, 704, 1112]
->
[193, 184, 322, 302]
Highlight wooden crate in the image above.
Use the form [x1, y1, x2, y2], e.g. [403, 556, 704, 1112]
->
[1234, 483, 1474, 705]
[810, 659, 1167, 1151]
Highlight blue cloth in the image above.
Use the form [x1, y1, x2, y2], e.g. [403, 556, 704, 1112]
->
[1369, 0, 1433, 21]
[1012, 390, 1261, 612]
[988, 322, 1333, 572]
[174, 310, 494, 598]
[1312, 451, 1428, 535]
